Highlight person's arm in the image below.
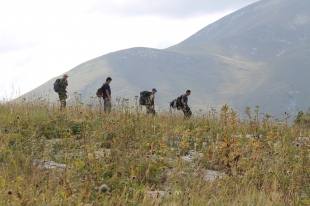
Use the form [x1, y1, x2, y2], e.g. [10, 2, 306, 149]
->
[150, 94, 154, 106]
[181, 100, 186, 109]
[181, 96, 187, 109]
[105, 89, 111, 101]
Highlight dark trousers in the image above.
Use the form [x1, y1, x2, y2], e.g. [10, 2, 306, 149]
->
[183, 106, 192, 119]
[103, 97, 111, 113]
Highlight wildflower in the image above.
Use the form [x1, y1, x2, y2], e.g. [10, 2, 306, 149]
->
[275, 152, 278, 155]
[146, 155, 150, 158]
[8, 191, 12, 195]
[16, 115, 20, 120]
[285, 152, 288, 156]
[132, 176, 136, 180]
[99, 184, 110, 193]
[175, 180, 179, 183]
[176, 153, 180, 157]
[296, 143, 300, 147]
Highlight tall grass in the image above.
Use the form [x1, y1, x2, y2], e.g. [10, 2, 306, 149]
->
[0, 94, 309, 205]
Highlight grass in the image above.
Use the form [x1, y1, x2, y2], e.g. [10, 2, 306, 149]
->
[0, 94, 309, 205]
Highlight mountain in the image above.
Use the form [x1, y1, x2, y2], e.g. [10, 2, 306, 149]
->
[22, 0, 310, 119]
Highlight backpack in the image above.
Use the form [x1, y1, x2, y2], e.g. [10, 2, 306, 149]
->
[54, 79, 61, 92]
[176, 95, 183, 108]
[96, 87, 103, 97]
[139, 91, 152, 105]
[170, 99, 177, 108]
[170, 95, 183, 110]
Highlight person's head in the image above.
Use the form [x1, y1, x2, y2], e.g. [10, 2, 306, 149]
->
[152, 88, 157, 94]
[186, 90, 191, 96]
[63, 74, 69, 80]
[106, 77, 112, 84]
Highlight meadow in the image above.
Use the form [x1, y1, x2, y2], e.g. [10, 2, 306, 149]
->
[0, 94, 309, 205]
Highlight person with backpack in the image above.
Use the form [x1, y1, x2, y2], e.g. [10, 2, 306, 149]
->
[180, 90, 192, 119]
[58, 74, 68, 110]
[146, 88, 157, 115]
[139, 88, 157, 115]
[100, 77, 112, 113]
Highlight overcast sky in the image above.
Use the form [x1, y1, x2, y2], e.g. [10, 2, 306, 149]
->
[0, 0, 258, 98]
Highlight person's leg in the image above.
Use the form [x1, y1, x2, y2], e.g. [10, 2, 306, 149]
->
[104, 98, 107, 113]
[186, 107, 192, 119]
[183, 109, 187, 119]
[146, 105, 151, 114]
[59, 93, 66, 110]
[183, 107, 191, 119]
[151, 107, 156, 116]
[146, 105, 155, 115]
[107, 101, 111, 113]
[104, 98, 111, 113]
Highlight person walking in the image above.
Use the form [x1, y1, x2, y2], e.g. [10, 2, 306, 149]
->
[101, 77, 112, 113]
[181, 90, 192, 119]
[58, 74, 68, 110]
[146, 88, 157, 115]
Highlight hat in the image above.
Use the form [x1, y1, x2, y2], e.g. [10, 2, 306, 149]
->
[63, 74, 69, 77]
[152, 88, 157, 92]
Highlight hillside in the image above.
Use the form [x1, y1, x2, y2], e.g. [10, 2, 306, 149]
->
[21, 0, 310, 119]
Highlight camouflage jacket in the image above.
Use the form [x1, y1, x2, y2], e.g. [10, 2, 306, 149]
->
[59, 78, 68, 93]
[146, 93, 155, 106]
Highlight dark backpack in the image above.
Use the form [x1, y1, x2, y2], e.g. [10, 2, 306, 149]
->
[170, 99, 177, 109]
[139, 91, 152, 105]
[54, 79, 61, 92]
[176, 95, 183, 108]
[96, 87, 103, 97]
[170, 95, 183, 110]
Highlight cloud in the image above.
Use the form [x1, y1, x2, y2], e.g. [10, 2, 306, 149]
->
[0, 0, 242, 97]
[0, 34, 35, 53]
[91, 0, 258, 18]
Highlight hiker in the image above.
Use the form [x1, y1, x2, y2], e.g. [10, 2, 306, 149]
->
[101, 77, 112, 113]
[181, 90, 192, 119]
[58, 74, 68, 110]
[139, 88, 157, 115]
[146, 88, 157, 115]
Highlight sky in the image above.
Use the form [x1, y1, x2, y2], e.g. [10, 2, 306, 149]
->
[0, 0, 258, 99]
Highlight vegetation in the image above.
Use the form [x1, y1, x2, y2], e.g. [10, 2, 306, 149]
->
[0, 94, 309, 205]
[294, 108, 310, 126]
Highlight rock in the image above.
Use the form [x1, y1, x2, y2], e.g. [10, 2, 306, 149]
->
[33, 160, 66, 170]
[148, 191, 165, 197]
[203, 170, 224, 181]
